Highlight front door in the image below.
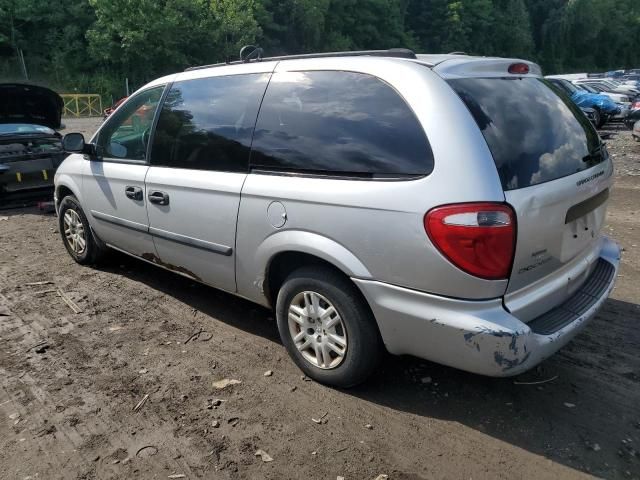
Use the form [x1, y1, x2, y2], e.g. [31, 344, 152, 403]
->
[82, 86, 165, 257]
[145, 72, 271, 291]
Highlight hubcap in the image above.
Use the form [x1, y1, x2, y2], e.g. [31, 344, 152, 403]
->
[287, 291, 347, 369]
[63, 209, 86, 255]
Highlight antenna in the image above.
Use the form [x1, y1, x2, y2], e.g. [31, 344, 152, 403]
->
[239, 45, 263, 63]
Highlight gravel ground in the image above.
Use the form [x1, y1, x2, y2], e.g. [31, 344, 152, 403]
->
[0, 118, 638, 480]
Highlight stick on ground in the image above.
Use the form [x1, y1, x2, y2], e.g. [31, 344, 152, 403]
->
[57, 288, 82, 314]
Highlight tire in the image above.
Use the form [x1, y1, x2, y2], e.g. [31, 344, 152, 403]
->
[275, 266, 381, 388]
[58, 195, 107, 265]
[593, 108, 604, 129]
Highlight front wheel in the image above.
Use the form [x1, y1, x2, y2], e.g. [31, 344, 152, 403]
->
[593, 108, 603, 128]
[58, 195, 107, 265]
[275, 266, 382, 388]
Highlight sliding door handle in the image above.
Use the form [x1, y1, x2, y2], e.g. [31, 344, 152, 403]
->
[148, 190, 170, 205]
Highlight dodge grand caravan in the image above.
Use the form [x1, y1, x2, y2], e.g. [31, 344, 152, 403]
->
[55, 50, 620, 387]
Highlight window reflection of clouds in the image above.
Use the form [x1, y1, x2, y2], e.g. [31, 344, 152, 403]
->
[170, 75, 267, 141]
[150, 74, 269, 172]
[449, 78, 600, 190]
[251, 71, 433, 175]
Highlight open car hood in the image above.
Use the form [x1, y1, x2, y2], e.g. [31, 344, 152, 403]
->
[0, 83, 63, 130]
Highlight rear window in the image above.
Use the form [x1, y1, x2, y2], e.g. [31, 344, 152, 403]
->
[448, 77, 603, 190]
[250, 71, 433, 178]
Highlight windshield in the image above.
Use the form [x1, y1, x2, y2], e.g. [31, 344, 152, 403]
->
[448, 77, 603, 190]
[561, 80, 578, 94]
[580, 85, 598, 93]
[587, 83, 605, 92]
[0, 123, 55, 135]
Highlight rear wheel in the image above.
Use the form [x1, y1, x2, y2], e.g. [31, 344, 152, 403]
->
[275, 266, 381, 388]
[58, 195, 107, 265]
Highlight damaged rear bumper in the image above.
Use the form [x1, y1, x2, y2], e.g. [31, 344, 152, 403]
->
[353, 236, 621, 377]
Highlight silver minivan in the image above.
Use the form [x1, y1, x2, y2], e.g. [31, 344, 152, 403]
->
[55, 50, 621, 387]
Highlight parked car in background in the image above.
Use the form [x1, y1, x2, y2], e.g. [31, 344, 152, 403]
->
[605, 70, 625, 78]
[546, 77, 620, 127]
[621, 82, 640, 92]
[0, 83, 65, 201]
[633, 120, 640, 141]
[624, 103, 640, 130]
[54, 51, 620, 386]
[575, 79, 640, 98]
[575, 84, 631, 120]
[103, 94, 158, 136]
[576, 83, 631, 105]
[103, 97, 127, 119]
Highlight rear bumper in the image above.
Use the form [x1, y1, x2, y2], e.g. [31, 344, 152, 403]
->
[354, 236, 621, 377]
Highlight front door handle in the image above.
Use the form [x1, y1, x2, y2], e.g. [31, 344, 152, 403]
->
[148, 190, 170, 205]
[125, 186, 143, 201]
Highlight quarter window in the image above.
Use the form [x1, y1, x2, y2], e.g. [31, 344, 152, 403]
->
[150, 73, 270, 172]
[250, 71, 433, 177]
[97, 86, 164, 161]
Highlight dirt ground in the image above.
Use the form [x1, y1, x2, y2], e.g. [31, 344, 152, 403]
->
[0, 118, 639, 480]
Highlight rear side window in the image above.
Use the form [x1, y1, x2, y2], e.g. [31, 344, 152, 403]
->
[448, 77, 602, 190]
[250, 71, 433, 177]
[150, 73, 269, 172]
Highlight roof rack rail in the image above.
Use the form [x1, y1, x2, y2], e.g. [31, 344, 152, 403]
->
[185, 48, 417, 72]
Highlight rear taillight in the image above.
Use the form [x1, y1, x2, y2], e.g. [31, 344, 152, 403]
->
[425, 203, 516, 280]
[508, 63, 530, 75]
[633, 101, 640, 109]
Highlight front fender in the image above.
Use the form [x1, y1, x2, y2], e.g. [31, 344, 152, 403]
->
[54, 154, 85, 213]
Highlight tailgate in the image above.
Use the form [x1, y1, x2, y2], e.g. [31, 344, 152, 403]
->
[504, 163, 613, 320]
[447, 74, 612, 320]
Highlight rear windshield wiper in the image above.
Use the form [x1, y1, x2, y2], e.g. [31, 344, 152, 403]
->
[582, 144, 604, 163]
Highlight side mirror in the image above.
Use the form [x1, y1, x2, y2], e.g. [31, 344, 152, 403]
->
[62, 132, 86, 152]
[62, 133, 98, 158]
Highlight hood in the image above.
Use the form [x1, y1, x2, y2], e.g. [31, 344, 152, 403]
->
[0, 83, 63, 130]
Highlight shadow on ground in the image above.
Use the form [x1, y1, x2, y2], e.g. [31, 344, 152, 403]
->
[97, 250, 640, 479]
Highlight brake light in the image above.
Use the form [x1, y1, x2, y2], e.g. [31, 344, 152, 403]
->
[508, 63, 530, 75]
[633, 101, 640, 109]
[425, 203, 516, 280]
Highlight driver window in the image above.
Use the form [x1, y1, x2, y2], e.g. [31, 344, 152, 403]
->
[97, 86, 164, 161]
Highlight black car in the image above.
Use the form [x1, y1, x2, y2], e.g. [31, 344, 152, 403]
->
[0, 83, 65, 202]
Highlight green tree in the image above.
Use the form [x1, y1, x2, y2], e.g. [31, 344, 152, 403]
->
[2, 0, 640, 97]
